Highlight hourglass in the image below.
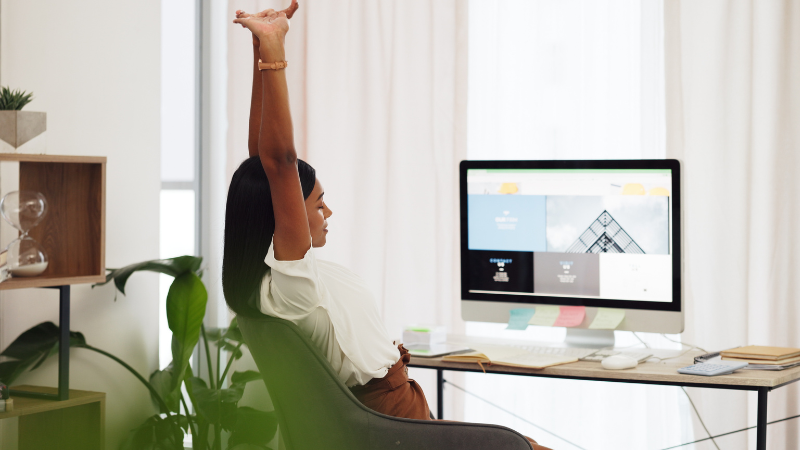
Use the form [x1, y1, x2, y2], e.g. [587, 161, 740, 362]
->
[0, 191, 48, 277]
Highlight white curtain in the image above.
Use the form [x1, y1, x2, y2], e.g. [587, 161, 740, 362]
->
[666, 1, 800, 448]
[226, 0, 468, 416]
[465, 1, 697, 449]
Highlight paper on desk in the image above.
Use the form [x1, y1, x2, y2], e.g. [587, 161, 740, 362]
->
[589, 308, 625, 329]
[528, 305, 560, 326]
[553, 306, 586, 327]
[467, 344, 578, 369]
[507, 308, 536, 330]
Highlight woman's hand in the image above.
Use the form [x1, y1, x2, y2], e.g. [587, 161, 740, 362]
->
[234, 0, 299, 48]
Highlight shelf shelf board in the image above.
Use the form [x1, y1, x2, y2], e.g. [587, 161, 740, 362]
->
[0, 385, 105, 420]
[0, 274, 106, 290]
[0, 154, 106, 164]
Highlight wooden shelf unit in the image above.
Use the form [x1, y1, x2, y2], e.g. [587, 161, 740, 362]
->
[0, 154, 106, 289]
[0, 385, 105, 450]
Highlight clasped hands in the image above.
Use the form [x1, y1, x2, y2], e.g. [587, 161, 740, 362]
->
[234, 0, 299, 50]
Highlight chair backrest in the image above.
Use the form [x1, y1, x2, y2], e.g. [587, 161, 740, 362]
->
[238, 314, 372, 450]
[239, 314, 534, 450]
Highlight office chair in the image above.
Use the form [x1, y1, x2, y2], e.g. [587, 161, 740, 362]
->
[238, 314, 533, 450]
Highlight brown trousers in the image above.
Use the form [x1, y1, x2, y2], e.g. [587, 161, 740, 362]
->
[350, 344, 432, 420]
[350, 345, 552, 450]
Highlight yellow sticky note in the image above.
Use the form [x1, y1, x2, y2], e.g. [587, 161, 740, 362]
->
[528, 305, 561, 327]
[588, 308, 625, 330]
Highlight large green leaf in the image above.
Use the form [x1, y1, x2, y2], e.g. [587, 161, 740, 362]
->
[228, 407, 278, 449]
[206, 319, 246, 362]
[0, 322, 87, 385]
[223, 317, 244, 344]
[231, 370, 262, 385]
[190, 376, 244, 427]
[94, 255, 202, 295]
[149, 365, 180, 413]
[119, 414, 186, 450]
[167, 272, 207, 391]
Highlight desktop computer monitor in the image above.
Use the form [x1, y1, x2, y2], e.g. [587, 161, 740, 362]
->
[460, 160, 683, 346]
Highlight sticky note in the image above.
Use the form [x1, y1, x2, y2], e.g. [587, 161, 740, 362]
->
[553, 306, 586, 327]
[507, 308, 536, 330]
[528, 305, 561, 327]
[588, 308, 626, 330]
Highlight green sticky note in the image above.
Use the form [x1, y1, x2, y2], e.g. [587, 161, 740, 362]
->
[528, 305, 561, 327]
[507, 308, 536, 330]
[588, 308, 626, 330]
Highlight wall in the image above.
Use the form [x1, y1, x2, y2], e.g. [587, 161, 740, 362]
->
[0, 1, 161, 448]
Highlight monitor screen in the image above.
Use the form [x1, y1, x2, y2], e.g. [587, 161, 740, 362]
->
[460, 160, 681, 312]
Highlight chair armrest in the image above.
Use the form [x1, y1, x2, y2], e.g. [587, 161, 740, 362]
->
[367, 414, 533, 450]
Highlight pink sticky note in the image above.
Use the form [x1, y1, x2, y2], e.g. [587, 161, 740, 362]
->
[553, 306, 586, 327]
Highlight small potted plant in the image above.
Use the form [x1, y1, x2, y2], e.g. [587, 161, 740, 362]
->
[0, 87, 46, 152]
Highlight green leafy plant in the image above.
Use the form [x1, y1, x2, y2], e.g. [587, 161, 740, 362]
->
[0, 256, 277, 450]
[0, 86, 34, 110]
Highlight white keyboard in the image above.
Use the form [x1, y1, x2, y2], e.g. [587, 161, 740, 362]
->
[515, 346, 653, 362]
[516, 345, 599, 359]
[580, 349, 654, 363]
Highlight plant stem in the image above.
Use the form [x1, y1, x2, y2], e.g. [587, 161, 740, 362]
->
[219, 343, 243, 386]
[180, 393, 197, 441]
[82, 345, 172, 417]
[200, 324, 215, 390]
[215, 341, 221, 387]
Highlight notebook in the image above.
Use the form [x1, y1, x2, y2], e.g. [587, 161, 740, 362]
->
[721, 354, 800, 365]
[720, 346, 800, 361]
[441, 344, 577, 369]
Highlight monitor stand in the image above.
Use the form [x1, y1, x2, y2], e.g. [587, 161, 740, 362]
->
[564, 329, 615, 348]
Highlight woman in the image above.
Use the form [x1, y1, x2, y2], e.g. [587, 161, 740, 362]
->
[223, 3, 550, 449]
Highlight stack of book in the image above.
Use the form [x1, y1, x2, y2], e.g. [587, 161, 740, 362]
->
[721, 346, 800, 370]
[0, 381, 11, 412]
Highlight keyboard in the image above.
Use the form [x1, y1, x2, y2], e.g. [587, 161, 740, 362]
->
[515, 345, 599, 359]
[515, 346, 653, 362]
[580, 349, 654, 363]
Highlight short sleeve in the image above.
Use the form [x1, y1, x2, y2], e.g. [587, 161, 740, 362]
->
[258, 242, 325, 319]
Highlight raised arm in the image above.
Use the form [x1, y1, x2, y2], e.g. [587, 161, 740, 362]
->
[246, 32, 262, 157]
[234, 1, 310, 261]
[237, 4, 298, 157]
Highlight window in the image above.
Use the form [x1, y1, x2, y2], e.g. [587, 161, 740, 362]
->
[160, 0, 200, 370]
[465, 2, 691, 449]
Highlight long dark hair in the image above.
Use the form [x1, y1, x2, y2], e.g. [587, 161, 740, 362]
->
[222, 156, 316, 316]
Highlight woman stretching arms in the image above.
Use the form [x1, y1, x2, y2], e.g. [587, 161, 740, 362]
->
[223, 3, 551, 449]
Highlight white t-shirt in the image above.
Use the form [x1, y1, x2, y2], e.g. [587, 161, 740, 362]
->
[258, 242, 400, 387]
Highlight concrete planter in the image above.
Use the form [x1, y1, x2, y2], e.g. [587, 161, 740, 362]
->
[0, 111, 46, 152]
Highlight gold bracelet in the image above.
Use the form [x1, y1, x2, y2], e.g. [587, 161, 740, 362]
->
[258, 59, 288, 70]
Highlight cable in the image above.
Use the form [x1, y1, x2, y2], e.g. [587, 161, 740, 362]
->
[648, 347, 699, 363]
[443, 379, 587, 450]
[632, 331, 651, 348]
[660, 333, 708, 354]
[660, 412, 800, 449]
[646, 335, 709, 363]
[680, 387, 720, 450]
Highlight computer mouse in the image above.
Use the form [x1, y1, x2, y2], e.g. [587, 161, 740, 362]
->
[601, 355, 638, 370]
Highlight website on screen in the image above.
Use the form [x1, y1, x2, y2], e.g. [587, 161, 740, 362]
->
[466, 169, 673, 302]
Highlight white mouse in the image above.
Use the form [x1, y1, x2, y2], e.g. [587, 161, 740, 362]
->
[601, 355, 638, 370]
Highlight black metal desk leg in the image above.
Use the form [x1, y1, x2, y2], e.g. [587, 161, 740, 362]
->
[437, 369, 444, 420]
[757, 388, 768, 450]
[58, 285, 71, 400]
[9, 286, 71, 401]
